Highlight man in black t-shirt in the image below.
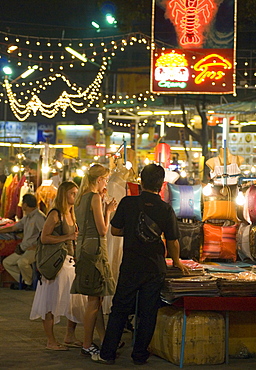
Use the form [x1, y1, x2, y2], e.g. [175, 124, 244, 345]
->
[92, 164, 188, 366]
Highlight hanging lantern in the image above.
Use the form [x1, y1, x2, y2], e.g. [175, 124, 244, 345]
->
[154, 143, 171, 168]
[207, 116, 220, 126]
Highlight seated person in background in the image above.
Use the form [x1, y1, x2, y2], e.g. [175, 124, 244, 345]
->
[1, 194, 46, 289]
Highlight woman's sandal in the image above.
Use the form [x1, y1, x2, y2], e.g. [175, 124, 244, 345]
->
[46, 343, 69, 351]
[64, 340, 82, 348]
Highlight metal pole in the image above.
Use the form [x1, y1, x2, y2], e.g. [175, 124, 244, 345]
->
[3, 76, 8, 143]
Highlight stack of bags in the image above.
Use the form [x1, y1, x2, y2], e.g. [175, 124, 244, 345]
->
[237, 185, 256, 264]
[167, 183, 203, 262]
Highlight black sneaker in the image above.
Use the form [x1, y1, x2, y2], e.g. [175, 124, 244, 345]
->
[10, 282, 19, 290]
[25, 284, 34, 291]
[81, 343, 100, 357]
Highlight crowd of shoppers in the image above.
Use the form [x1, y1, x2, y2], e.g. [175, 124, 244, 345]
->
[1, 163, 187, 364]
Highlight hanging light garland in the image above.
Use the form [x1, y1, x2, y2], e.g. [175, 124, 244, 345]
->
[1, 30, 171, 119]
[0, 31, 152, 71]
[4, 59, 108, 120]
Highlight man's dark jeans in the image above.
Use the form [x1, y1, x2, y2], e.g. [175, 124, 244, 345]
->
[100, 271, 165, 363]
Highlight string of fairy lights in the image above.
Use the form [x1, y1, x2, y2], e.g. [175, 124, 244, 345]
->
[1, 29, 255, 121]
[3, 59, 108, 120]
[0, 30, 159, 119]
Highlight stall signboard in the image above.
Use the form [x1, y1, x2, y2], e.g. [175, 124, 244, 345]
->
[112, 132, 157, 150]
[151, 0, 237, 95]
[37, 123, 56, 144]
[0, 121, 37, 142]
[56, 125, 95, 147]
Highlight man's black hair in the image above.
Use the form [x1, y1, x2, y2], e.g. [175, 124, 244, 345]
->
[140, 164, 165, 193]
[22, 193, 37, 208]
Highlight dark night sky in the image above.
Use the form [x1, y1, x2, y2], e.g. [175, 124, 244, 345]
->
[0, 1, 144, 125]
[0, 1, 109, 36]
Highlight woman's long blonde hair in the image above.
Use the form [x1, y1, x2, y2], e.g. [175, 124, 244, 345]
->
[75, 164, 109, 207]
[51, 180, 78, 221]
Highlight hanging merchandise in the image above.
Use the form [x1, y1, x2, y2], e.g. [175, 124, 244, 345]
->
[202, 184, 238, 222]
[247, 185, 256, 224]
[35, 181, 57, 215]
[154, 143, 171, 168]
[236, 223, 254, 262]
[177, 221, 203, 261]
[169, 184, 202, 221]
[202, 223, 237, 262]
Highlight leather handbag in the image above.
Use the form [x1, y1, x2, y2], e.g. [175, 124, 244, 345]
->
[202, 184, 238, 222]
[72, 244, 104, 295]
[178, 221, 203, 261]
[71, 193, 115, 296]
[36, 209, 67, 280]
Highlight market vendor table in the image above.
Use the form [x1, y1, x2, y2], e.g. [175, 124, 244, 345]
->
[0, 222, 23, 287]
[173, 296, 256, 368]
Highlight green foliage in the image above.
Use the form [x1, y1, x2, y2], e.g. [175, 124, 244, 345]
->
[97, 0, 151, 31]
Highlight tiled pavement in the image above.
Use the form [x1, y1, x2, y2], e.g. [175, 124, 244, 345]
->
[0, 288, 256, 370]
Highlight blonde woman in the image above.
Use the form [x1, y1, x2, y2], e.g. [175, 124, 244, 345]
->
[71, 164, 117, 357]
[30, 181, 86, 350]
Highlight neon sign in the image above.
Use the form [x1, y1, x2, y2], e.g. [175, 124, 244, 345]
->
[193, 54, 232, 84]
[155, 52, 189, 89]
[151, 48, 234, 94]
[167, 0, 217, 47]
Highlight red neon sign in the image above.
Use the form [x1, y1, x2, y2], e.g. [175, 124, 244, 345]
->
[167, 0, 217, 48]
[151, 48, 234, 94]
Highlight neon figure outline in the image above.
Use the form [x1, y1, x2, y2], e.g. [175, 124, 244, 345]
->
[168, 0, 215, 46]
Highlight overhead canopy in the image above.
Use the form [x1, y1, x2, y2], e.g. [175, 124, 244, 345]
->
[211, 101, 256, 115]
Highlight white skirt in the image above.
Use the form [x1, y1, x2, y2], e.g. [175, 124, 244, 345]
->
[30, 255, 87, 324]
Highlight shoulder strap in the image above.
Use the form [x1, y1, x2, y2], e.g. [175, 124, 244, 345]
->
[137, 196, 162, 234]
[81, 192, 100, 245]
[47, 208, 63, 235]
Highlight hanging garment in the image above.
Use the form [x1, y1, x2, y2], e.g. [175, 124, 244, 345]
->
[8, 175, 26, 220]
[210, 155, 241, 185]
[35, 184, 57, 214]
[0, 174, 13, 217]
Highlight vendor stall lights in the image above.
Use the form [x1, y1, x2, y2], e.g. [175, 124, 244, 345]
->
[236, 190, 246, 206]
[203, 182, 214, 196]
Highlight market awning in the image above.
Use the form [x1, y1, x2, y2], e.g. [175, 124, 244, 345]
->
[211, 101, 256, 115]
